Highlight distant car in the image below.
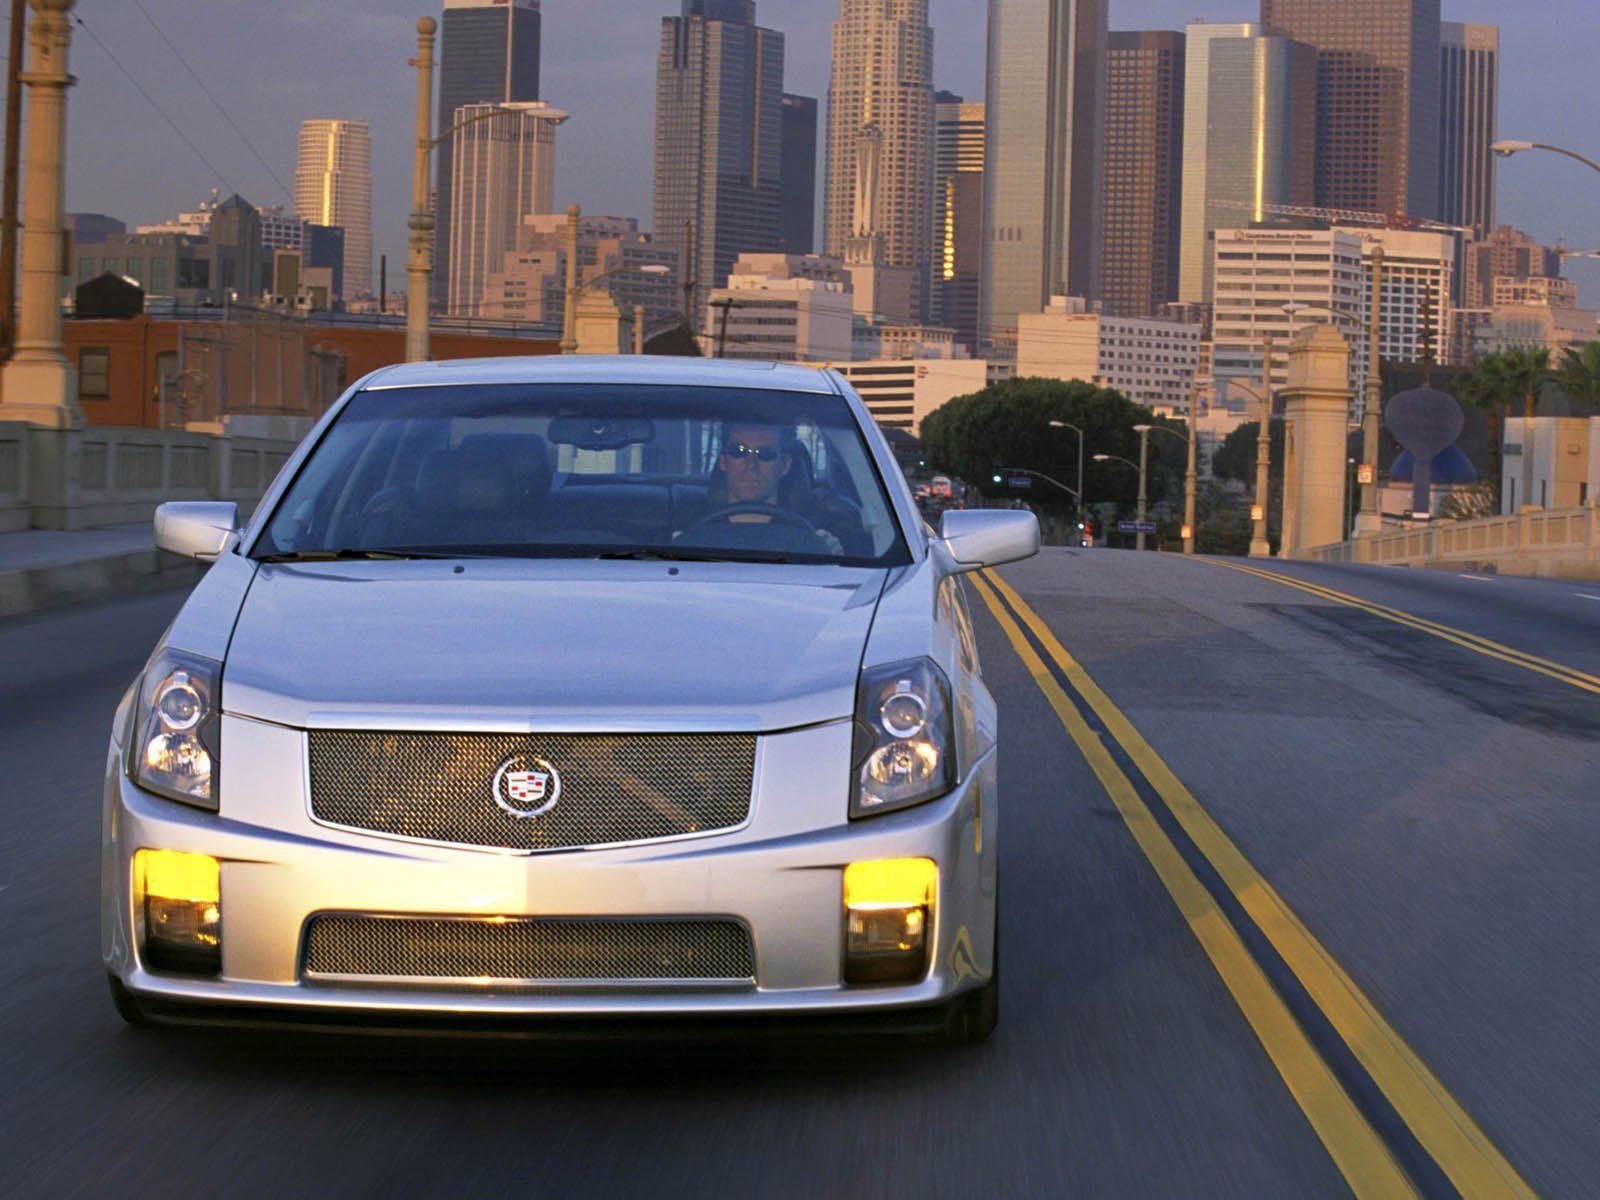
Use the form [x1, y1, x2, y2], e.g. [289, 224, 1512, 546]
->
[103, 357, 1039, 1040]
[930, 475, 954, 499]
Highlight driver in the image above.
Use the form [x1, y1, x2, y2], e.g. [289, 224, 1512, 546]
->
[684, 421, 844, 552]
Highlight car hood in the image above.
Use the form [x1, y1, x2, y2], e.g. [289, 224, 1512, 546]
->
[222, 560, 887, 732]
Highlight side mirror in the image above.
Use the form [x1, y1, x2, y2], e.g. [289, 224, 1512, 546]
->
[938, 509, 1040, 573]
[154, 501, 239, 561]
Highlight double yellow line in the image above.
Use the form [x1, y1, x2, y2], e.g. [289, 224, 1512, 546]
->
[971, 568, 1536, 1200]
[1204, 559, 1600, 698]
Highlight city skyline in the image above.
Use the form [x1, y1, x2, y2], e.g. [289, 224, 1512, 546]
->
[50, 0, 1600, 307]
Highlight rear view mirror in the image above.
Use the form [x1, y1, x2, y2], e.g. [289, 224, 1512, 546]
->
[154, 502, 239, 561]
[547, 416, 655, 451]
[938, 509, 1039, 573]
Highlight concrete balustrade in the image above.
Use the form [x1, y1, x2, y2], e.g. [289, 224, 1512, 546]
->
[1307, 504, 1600, 580]
[1, 423, 299, 531]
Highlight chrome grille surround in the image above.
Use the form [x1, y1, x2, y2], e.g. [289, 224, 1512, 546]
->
[302, 915, 757, 986]
[307, 731, 756, 852]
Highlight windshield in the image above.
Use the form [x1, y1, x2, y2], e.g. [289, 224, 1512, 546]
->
[253, 383, 910, 567]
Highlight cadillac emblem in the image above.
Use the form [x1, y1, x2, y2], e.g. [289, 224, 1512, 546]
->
[492, 756, 562, 819]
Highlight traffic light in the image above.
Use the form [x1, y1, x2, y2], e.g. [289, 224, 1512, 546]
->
[992, 473, 1003, 484]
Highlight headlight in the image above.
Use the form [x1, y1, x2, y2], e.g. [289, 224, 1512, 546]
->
[128, 648, 221, 811]
[851, 657, 956, 818]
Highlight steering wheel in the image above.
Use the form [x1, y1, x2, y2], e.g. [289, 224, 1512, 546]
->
[681, 502, 821, 538]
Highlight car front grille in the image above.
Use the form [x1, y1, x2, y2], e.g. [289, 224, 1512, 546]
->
[302, 915, 756, 985]
[307, 731, 755, 852]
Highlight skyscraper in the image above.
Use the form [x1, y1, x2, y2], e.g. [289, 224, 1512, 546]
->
[1178, 27, 1316, 306]
[1439, 22, 1498, 238]
[780, 94, 818, 254]
[981, 0, 1107, 349]
[934, 94, 984, 348]
[1101, 31, 1184, 318]
[447, 102, 567, 316]
[293, 119, 372, 301]
[823, 0, 936, 316]
[1260, 0, 1441, 219]
[437, 0, 543, 307]
[1178, 22, 1254, 303]
[652, 0, 785, 326]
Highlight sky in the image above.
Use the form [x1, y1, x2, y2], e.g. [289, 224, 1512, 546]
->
[33, 0, 1600, 303]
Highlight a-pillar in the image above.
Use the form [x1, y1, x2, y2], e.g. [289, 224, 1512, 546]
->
[0, 0, 82, 529]
[1279, 325, 1354, 558]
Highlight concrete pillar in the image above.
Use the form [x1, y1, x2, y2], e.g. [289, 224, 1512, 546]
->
[1279, 325, 1354, 558]
[0, 1, 81, 529]
[0, 0, 79, 430]
[574, 291, 627, 355]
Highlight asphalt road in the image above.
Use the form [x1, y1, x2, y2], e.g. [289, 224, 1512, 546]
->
[1, 553, 1595, 1197]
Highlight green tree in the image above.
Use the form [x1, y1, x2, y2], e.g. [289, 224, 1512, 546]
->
[919, 377, 1185, 544]
[1557, 342, 1600, 413]
[1209, 419, 1286, 553]
[1459, 348, 1552, 512]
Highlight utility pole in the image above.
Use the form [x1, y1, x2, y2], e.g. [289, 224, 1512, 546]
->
[633, 307, 645, 356]
[1250, 333, 1274, 558]
[560, 203, 581, 354]
[1355, 245, 1384, 536]
[710, 296, 735, 358]
[0, 0, 27, 363]
[404, 16, 435, 364]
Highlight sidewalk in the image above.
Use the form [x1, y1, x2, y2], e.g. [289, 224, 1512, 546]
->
[0, 521, 209, 619]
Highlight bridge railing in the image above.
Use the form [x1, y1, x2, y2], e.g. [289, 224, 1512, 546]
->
[3, 422, 301, 533]
[1305, 504, 1600, 575]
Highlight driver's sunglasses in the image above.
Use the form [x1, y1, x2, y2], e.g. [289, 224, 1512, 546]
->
[724, 442, 784, 463]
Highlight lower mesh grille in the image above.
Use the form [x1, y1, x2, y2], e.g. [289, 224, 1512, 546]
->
[303, 915, 756, 984]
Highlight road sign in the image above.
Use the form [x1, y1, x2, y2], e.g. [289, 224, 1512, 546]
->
[1008, 476, 1033, 489]
[1118, 521, 1157, 534]
[1357, 464, 1375, 485]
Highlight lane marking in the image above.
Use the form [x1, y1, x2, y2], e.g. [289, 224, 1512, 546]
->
[981, 569, 1537, 1200]
[1578, 594, 1600, 602]
[1201, 558, 1600, 698]
[1460, 575, 1494, 582]
[968, 572, 1417, 1199]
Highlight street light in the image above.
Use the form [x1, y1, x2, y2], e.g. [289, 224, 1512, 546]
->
[1145, 422, 1196, 556]
[1047, 419, 1086, 533]
[1094, 426, 1153, 551]
[407, 28, 559, 364]
[1218, 376, 1275, 557]
[1492, 139, 1600, 176]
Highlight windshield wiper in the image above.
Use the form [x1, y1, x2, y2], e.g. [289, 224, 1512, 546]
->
[253, 548, 468, 563]
[596, 547, 798, 564]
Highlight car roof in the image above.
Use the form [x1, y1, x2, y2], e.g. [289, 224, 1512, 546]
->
[361, 355, 841, 395]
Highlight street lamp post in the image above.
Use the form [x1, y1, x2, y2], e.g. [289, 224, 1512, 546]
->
[1145, 421, 1198, 556]
[1357, 248, 1383, 536]
[1492, 139, 1600, 176]
[1092, 450, 1148, 550]
[563, 259, 671, 355]
[1048, 418, 1086, 540]
[405, 17, 436, 365]
[561, 203, 580, 354]
[1252, 335, 1274, 557]
[1133, 424, 1152, 551]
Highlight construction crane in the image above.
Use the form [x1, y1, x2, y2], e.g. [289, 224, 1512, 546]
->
[1210, 198, 1473, 238]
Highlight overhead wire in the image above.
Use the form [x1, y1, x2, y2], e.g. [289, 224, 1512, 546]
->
[71, 10, 234, 193]
[131, 0, 293, 204]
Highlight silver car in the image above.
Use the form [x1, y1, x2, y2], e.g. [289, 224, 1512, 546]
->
[102, 357, 1038, 1040]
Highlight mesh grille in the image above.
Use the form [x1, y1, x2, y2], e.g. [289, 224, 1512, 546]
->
[308, 731, 755, 852]
[303, 916, 756, 983]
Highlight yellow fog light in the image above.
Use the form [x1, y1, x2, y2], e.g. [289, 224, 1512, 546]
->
[134, 849, 221, 976]
[842, 858, 936, 984]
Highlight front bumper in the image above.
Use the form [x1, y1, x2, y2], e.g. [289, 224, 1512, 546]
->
[103, 715, 998, 1024]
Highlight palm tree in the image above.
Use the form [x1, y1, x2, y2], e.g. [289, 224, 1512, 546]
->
[1558, 342, 1600, 414]
[1455, 354, 1513, 512]
[1488, 347, 1553, 512]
